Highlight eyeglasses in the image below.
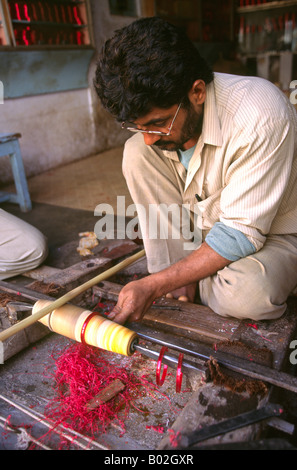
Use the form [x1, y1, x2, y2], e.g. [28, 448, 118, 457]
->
[121, 103, 182, 136]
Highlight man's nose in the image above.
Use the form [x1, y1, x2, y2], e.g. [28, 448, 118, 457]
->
[143, 133, 161, 146]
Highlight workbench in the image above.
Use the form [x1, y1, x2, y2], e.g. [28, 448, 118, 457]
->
[0, 227, 296, 451]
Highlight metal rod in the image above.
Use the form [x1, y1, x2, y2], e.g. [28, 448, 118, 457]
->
[134, 343, 205, 374]
[0, 394, 108, 450]
[130, 324, 297, 394]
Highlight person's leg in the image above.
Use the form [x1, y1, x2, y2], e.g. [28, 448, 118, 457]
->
[199, 234, 297, 320]
[0, 209, 48, 280]
[123, 134, 198, 274]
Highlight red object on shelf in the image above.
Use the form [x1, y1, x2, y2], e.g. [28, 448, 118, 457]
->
[76, 30, 83, 45]
[23, 3, 30, 22]
[73, 6, 82, 25]
[14, 2, 22, 21]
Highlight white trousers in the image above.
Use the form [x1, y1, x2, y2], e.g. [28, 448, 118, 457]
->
[0, 209, 48, 280]
[122, 135, 297, 321]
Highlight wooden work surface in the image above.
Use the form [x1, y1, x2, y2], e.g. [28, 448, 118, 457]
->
[93, 280, 297, 372]
[1, 238, 297, 450]
[1, 237, 296, 372]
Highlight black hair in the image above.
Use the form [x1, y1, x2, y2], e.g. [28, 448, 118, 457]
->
[94, 17, 214, 122]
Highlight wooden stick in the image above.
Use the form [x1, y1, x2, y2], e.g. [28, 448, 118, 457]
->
[0, 249, 145, 342]
[85, 379, 125, 411]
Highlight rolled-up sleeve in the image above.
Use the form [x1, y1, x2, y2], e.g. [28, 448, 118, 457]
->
[205, 222, 256, 260]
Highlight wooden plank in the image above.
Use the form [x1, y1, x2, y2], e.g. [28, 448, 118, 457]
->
[26, 256, 113, 292]
[23, 265, 62, 281]
[229, 297, 297, 370]
[0, 305, 50, 362]
[23, 240, 141, 291]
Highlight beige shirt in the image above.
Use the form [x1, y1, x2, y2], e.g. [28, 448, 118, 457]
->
[162, 72, 297, 251]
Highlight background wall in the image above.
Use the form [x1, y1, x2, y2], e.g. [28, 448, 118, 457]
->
[0, 0, 135, 185]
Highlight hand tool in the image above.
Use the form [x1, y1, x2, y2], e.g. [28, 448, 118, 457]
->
[167, 403, 284, 449]
[170, 402, 285, 449]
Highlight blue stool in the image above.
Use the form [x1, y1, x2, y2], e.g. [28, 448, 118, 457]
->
[0, 133, 32, 212]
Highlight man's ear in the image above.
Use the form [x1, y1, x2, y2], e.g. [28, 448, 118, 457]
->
[188, 80, 206, 107]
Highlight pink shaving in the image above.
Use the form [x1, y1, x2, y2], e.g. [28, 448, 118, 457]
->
[168, 428, 181, 447]
[246, 322, 272, 342]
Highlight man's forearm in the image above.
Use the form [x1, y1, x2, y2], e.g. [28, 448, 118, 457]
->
[148, 241, 230, 298]
[109, 242, 230, 324]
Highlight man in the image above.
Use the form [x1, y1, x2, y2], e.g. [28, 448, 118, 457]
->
[94, 17, 297, 325]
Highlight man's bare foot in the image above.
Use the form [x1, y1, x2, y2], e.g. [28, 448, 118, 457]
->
[165, 283, 197, 302]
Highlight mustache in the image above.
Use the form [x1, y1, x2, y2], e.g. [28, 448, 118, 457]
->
[154, 140, 178, 149]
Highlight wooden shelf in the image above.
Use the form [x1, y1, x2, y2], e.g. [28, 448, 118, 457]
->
[1, 0, 92, 46]
[238, 0, 297, 14]
[11, 19, 88, 28]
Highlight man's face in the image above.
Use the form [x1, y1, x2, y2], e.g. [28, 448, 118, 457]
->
[135, 101, 203, 152]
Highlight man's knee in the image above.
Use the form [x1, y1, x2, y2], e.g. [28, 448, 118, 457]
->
[200, 266, 287, 321]
[0, 225, 48, 280]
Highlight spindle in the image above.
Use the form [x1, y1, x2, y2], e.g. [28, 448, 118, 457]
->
[0, 249, 145, 342]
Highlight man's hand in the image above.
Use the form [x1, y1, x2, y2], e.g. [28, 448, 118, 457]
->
[107, 277, 159, 325]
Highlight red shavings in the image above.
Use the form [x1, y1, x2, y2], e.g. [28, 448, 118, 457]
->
[168, 428, 181, 448]
[43, 343, 160, 444]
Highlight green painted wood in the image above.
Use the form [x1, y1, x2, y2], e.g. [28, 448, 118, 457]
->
[0, 47, 94, 99]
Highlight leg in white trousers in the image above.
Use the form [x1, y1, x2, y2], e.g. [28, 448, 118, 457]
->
[0, 209, 48, 280]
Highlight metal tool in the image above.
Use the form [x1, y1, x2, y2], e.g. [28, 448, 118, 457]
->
[6, 302, 33, 324]
[134, 343, 204, 374]
[175, 402, 284, 449]
[130, 323, 297, 394]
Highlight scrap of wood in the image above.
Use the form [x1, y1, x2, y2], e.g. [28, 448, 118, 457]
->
[85, 379, 125, 411]
[26, 257, 113, 291]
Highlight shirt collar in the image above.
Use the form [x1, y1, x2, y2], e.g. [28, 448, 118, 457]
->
[159, 77, 223, 160]
[201, 79, 223, 147]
